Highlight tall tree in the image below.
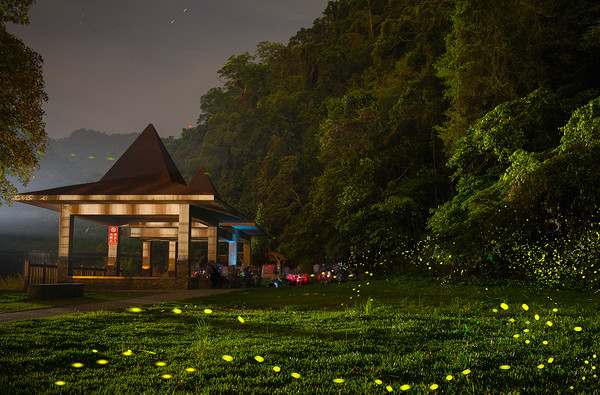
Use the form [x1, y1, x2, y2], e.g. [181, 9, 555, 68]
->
[436, 0, 600, 154]
[0, 0, 47, 205]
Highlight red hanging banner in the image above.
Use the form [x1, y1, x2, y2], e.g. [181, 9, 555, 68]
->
[108, 226, 119, 245]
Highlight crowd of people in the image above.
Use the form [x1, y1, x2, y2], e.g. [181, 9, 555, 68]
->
[192, 261, 262, 289]
[191, 260, 358, 289]
[268, 263, 357, 287]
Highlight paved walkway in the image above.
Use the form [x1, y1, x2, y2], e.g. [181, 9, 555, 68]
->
[0, 289, 235, 324]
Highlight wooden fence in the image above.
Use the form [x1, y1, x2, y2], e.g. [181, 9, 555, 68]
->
[23, 261, 123, 286]
[71, 266, 123, 276]
[23, 261, 58, 286]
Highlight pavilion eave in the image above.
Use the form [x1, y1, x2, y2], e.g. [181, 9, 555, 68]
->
[12, 194, 216, 206]
[11, 124, 269, 289]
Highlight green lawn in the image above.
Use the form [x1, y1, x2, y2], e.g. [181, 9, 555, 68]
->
[0, 290, 163, 313]
[0, 278, 598, 394]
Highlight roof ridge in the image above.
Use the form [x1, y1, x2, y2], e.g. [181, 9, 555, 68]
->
[188, 166, 220, 197]
[100, 124, 185, 184]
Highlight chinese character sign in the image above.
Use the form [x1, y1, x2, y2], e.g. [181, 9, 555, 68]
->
[108, 226, 119, 245]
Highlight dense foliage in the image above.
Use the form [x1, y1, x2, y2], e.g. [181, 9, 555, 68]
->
[0, 0, 47, 205]
[167, 0, 600, 288]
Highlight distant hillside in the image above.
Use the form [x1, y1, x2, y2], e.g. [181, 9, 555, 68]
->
[23, 129, 139, 191]
[1, 129, 139, 236]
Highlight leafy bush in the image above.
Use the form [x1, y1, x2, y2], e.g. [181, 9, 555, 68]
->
[505, 218, 600, 290]
[0, 274, 24, 290]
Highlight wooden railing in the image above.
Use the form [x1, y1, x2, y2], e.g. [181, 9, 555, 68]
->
[24, 261, 123, 285]
[71, 266, 123, 276]
[23, 261, 58, 286]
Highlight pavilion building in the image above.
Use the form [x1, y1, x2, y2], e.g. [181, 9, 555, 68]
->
[13, 124, 267, 289]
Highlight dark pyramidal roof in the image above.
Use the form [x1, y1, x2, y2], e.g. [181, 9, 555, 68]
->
[188, 166, 219, 198]
[101, 124, 186, 184]
[25, 124, 218, 196]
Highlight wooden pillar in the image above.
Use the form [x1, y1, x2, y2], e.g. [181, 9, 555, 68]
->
[107, 243, 118, 276]
[168, 241, 177, 277]
[228, 234, 238, 266]
[207, 227, 217, 264]
[107, 227, 119, 276]
[58, 204, 74, 282]
[23, 260, 30, 287]
[242, 241, 251, 268]
[177, 204, 191, 288]
[142, 241, 151, 277]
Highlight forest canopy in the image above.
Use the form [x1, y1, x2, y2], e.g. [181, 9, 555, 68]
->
[167, 0, 600, 289]
[0, 0, 47, 205]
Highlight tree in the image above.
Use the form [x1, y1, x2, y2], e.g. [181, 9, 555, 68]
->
[436, 0, 600, 154]
[0, 0, 47, 205]
[427, 89, 600, 279]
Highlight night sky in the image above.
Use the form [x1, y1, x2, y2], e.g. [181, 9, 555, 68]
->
[6, 0, 329, 138]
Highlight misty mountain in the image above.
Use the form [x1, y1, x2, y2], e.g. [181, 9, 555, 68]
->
[0, 129, 139, 236]
[25, 129, 139, 191]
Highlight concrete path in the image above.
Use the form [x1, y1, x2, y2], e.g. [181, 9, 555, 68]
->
[0, 289, 235, 324]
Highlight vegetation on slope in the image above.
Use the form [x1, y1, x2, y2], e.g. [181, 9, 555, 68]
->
[166, 0, 600, 288]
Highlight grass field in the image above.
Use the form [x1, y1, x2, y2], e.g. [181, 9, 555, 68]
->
[0, 278, 598, 394]
[0, 290, 163, 313]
